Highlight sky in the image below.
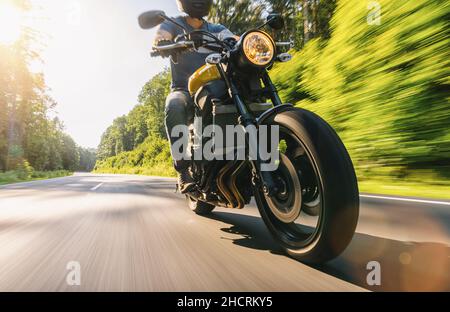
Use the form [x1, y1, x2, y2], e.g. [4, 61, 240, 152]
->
[28, 0, 181, 148]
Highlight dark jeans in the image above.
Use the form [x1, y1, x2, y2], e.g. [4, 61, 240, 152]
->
[165, 90, 195, 172]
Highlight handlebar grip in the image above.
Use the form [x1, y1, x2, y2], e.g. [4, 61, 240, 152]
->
[150, 41, 195, 58]
[150, 51, 162, 57]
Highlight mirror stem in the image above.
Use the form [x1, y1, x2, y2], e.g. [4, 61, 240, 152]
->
[257, 17, 275, 30]
[161, 14, 188, 34]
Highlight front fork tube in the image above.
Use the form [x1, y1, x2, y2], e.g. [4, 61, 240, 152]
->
[262, 73, 283, 107]
[229, 81, 279, 196]
[216, 64, 280, 196]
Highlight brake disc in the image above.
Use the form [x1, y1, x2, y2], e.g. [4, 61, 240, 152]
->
[264, 153, 302, 224]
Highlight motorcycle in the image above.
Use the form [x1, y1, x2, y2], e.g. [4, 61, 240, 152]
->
[138, 11, 359, 263]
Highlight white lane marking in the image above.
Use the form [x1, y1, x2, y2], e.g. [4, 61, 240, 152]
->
[360, 194, 450, 206]
[90, 183, 104, 191]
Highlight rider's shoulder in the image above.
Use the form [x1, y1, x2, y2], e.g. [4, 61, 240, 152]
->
[159, 15, 185, 32]
[164, 15, 188, 25]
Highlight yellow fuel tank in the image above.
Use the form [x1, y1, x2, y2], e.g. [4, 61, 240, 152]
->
[188, 64, 221, 96]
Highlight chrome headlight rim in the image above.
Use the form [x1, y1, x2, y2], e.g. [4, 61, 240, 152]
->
[240, 30, 276, 68]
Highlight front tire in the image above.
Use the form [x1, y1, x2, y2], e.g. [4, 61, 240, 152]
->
[256, 108, 359, 264]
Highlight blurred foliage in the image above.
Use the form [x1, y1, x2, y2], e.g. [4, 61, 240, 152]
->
[209, 0, 264, 35]
[78, 147, 97, 172]
[15, 159, 33, 180]
[94, 135, 176, 177]
[138, 70, 172, 139]
[0, 168, 72, 185]
[97, 70, 171, 161]
[0, 0, 94, 174]
[267, 0, 337, 47]
[271, 0, 450, 187]
[210, 0, 337, 48]
[95, 70, 172, 175]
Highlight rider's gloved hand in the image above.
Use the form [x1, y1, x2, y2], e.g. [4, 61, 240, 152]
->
[153, 39, 173, 58]
[188, 33, 205, 50]
[223, 37, 238, 48]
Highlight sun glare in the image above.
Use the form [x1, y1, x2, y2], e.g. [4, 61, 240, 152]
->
[0, 1, 22, 45]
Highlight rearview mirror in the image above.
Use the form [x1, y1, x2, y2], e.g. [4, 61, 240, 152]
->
[138, 10, 166, 29]
[267, 13, 284, 30]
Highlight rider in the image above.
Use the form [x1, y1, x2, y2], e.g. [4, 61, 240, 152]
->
[154, 0, 235, 193]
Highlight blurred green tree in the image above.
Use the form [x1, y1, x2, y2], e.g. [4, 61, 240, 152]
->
[0, 0, 85, 173]
[271, 0, 450, 183]
[97, 70, 171, 160]
[78, 147, 97, 172]
[209, 0, 265, 35]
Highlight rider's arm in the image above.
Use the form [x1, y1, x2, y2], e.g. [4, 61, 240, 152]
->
[153, 21, 175, 46]
[215, 24, 239, 41]
[217, 28, 237, 41]
[154, 29, 173, 45]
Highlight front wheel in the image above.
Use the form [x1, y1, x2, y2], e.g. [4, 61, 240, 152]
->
[256, 108, 359, 264]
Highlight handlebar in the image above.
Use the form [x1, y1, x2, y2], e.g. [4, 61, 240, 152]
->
[150, 40, 195, 57]
[150, 39, 292, 58]
[154, 40, 195, 51]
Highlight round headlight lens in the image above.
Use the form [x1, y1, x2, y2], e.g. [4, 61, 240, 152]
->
[242, 32, 275, 66]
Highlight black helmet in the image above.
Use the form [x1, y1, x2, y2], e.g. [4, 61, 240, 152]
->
[176, 0, 212, 19]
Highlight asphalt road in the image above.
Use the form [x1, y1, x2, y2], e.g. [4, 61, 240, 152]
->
[0, 173, 448, 292]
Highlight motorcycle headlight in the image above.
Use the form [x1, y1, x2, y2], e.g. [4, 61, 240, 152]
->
[242, 31, 275, 67]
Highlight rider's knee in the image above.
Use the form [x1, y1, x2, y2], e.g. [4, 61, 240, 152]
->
[165, 92, 188, 115]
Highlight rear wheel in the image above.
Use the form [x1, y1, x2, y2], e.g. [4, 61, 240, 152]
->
[256, 108, 359, 264]
[186, 195, 215, 215]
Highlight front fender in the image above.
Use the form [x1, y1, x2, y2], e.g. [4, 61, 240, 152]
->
[257, 104, 295, 126]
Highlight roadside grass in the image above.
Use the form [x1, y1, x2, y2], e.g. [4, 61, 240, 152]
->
[94, 165, 449, 200]
[359, 180, 450, 200]
[94, 165, 177, 178]
[0, 170, 73, 186]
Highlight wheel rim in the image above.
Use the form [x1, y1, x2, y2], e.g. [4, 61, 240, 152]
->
[264, 153, 302, 223]
[257, 125, 324, 249]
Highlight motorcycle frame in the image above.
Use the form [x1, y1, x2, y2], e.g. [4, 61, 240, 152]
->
[213, 61, 292, 197]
